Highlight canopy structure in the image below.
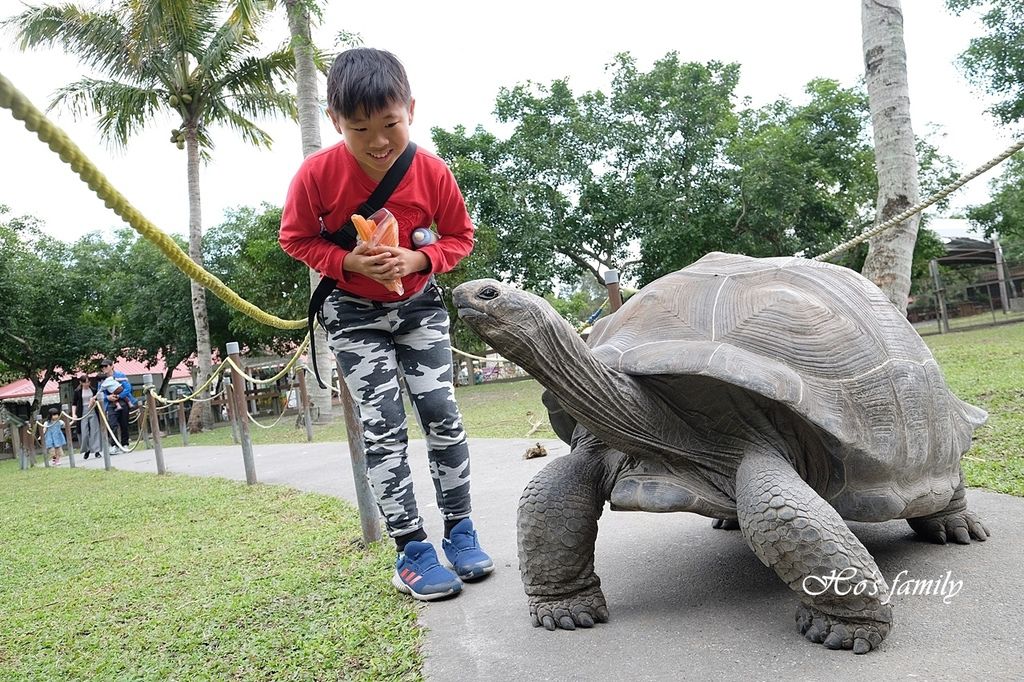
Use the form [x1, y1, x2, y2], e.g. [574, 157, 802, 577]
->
[936, 238, 997, 266]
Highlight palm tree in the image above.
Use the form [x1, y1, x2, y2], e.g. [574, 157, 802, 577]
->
[7, 0, 297, 431]
[277, 0, 337, 423]
[861, 0, 920, 315]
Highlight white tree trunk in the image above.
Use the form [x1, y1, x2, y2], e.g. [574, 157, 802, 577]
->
[287, 0, 335, 423]
[185, 126, 214, 432]
[861, 0, 920, 315]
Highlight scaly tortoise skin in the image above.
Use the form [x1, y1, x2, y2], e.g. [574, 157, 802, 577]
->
[453, 252, 990, 654]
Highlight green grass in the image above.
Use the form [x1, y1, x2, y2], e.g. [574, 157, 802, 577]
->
[0, 464, 421, 681]
[923, 321, 1024, 496]
[166, 378, 558, 448]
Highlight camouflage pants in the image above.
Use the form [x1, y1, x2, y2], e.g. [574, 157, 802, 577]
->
[321, 281, 472, 538]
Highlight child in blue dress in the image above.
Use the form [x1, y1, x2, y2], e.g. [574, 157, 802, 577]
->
[44, 407, 67, 466]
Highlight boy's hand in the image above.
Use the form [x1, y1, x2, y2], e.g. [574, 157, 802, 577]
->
[366, 245, 429, 281]
[343, 243, 428, 286]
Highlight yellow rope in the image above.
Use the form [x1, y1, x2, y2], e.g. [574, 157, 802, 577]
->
[223, 335, 310, 386]
[0, 71, 305, 331]
[814, 139, 1024, 262]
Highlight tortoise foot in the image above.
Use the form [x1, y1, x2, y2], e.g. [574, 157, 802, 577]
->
[529, 585, 609, 631]
[711, 517, 740, 530]
[908, 509, 990, 545]
[795, 604, 890, 654]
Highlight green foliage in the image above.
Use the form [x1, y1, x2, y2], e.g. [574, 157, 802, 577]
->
[947, 0, 1024, 124]
[435, 54, 957, 294]
[4, 0, 298, 154]
[965, 156, 1024, 242]
[205, 204, 306, 353]
[0, 465, 422, 680]
[0, 209, 109, 411]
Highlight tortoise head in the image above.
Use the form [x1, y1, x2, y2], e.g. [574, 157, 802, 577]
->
[453, 279, 584, 375]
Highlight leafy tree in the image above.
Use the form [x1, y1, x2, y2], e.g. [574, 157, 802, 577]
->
[433, 53, 740, 292]
[0, 213, 108, 415]
[947, 0, 1024, 124]
[7, 0, 298, 431]
[205, 204, 306, 354]
[965, 156, 1024, 242]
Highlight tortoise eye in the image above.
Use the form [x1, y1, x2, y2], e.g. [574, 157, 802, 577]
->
[478, 286, 499, 300]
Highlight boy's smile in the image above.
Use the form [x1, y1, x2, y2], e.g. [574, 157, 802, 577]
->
[331, 100, 415, 181]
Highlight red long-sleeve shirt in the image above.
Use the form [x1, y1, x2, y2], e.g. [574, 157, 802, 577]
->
[279, 141, 475, 301]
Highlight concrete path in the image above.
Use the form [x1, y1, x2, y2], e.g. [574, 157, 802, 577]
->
[74, 440, 1023, 681]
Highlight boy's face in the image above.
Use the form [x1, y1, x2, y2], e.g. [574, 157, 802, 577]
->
[329, 99, 415, 181]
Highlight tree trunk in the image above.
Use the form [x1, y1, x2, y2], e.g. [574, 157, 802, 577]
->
[184, 125, 214, 433]
[861, 0, 920, 315]
[287, 0, 334, 423]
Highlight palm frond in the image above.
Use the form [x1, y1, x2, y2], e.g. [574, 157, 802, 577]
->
[5, 4, 136, 80]
[51, 78, 163, 146]
[203, 101, 274, 148]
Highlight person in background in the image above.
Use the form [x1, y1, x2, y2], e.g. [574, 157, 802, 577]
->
[43, 407, 66, 466]
[98, 358, 137, 452]
[72, 374, 101, 459]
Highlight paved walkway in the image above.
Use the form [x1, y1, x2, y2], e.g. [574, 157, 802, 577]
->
[72, 440, 1023, 681]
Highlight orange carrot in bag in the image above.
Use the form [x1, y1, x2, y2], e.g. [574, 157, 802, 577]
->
[350, 212, 404, 295]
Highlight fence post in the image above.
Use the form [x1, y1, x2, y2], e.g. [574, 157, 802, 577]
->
[994, 237, 1011, 314]
[63, 414, 75, 469]
[227, 342, 257, 485]
[35, 415, 48, 468]
[177, 402, 189, 446]
[604, 269, 623, 312]
[929, 259, 950, 334]
[297, 368, 314, 442]
[13, 423, 25, 470]
[144, 375, 166, 475]
[336, 357, 381, 546]
[139, 400, 152, 450]
[98, 404, 112, 471]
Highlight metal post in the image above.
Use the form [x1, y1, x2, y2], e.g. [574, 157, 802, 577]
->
[63, 414, 75, 469]
[929, 259, 950, 334]
[177, 402, 189, 446]
[144, 375, 166, 475]
[297, 368, 314, 442]
[994, 237, 1011, 314]
[227, 342, 257, 485]
[604, 269, 623, 312]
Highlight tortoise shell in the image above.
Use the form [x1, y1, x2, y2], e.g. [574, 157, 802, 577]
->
[586, 252, 986, 520]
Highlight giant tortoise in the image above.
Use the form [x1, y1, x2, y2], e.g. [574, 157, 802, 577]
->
[453, 252, 990, 654]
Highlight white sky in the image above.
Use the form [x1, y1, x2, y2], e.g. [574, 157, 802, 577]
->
[0, 0, 1017, 245]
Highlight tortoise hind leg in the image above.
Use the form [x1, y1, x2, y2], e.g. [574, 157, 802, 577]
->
[519, 434, 620, 630]
[908, 466, 990, 544]
[736, 450, 892, 654]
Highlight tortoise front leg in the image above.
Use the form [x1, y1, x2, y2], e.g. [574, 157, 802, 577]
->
[736, 450, 892, 654]
[519, 438, 619, 631]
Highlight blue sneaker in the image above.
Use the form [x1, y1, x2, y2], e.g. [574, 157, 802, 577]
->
[442, 519, 494, 581]
[392, 541, 462, 601]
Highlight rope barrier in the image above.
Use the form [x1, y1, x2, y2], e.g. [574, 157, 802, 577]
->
[0, 71, 304, 331]
[222, 336, 310, 386]
[814, 138, 1024, 262]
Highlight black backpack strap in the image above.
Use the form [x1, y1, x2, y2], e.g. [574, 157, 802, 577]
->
[307, 142, 418, 389]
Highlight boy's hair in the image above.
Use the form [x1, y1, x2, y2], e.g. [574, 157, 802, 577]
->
[48, 407, 59, 417]
[326, 47, 411, 120]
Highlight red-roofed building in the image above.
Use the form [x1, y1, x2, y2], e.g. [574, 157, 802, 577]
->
[0, 357, 192, 419]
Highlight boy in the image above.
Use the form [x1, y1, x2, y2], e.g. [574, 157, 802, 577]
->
[279, 48, 492, 601]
